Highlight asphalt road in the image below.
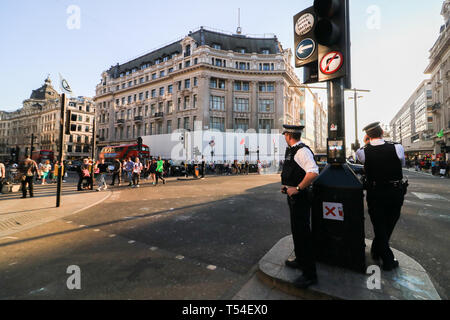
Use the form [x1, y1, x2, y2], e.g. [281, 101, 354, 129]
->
[0, 171, 448, 299]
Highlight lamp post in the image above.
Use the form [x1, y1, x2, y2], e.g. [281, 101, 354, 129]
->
[348, 89, 364, 152]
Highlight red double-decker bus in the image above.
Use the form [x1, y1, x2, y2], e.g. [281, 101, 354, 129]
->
[32, 150, 54, 163]
[99, 144, 150, 163]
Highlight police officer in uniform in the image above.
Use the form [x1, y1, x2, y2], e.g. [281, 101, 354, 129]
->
[356, 122, 407, 271]
[281, 125, 320, 288]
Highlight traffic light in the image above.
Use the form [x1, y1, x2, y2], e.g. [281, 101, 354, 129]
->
[137, 137, 143, 151]
[293, 0, 351, 87]
[314, 0, 351, 88]
[245, 147, 249, 156]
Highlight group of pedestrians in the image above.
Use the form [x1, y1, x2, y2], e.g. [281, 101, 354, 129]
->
[76, 156, 168, 192]
[406, 157, 449, 178]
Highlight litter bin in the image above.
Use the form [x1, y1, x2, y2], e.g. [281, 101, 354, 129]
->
[311, 163, 366, 273]
[194, 165, 200, 179]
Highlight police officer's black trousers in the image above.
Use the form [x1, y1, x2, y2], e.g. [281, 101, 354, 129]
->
[367, 186, 404, 265]
[287, 191, 317, 278]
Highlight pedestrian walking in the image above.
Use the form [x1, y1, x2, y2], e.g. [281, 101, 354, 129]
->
[132, 158, 143, 188]
[281, 124, 319, 289]
[96, 158, 109, 191]
[18, 154, 39, 198]
[110, 158, 122, 186]
[155, 156, 166, 185]
[0, 160, 6, 193]
[257, 160, 262, 175]
[39, 160, 51, 185]
[124, 157, 134, 187]
[356, 122, 407, 271]
[77, 158, 91, 191]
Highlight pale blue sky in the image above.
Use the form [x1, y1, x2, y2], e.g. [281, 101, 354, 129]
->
[0, 0, 445, 145]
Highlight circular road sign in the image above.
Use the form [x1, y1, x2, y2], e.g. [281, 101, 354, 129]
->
[320, 51, 344, 75]
[295, 13, 315, 36]
[296, 38, 316, 61]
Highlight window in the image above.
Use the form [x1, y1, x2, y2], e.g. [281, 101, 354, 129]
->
[237, 48, 246, 54]
[127, 96, 132, 104]
[159, 87, 165, 96]
[145, 105, 148, 117]
[127, 109, 131, 120]
[151, 89, 156, 98]
[185, 60, 191, 68]
[234, 98, 250, 112]
[160, 70, 165, 77]
[163, 56, 168, 62]
[183, 117, 190, 130]
[158, 102, 163, 113]
[151, 104, 155, 116]
[210, 117, 225, 132]
[210, 96, 225, 111]
[128, 81, 132, 87]
[236, 62, 249, 70]
[259, 82, 274, 92]
[234, 81, 250, 91]
[168, 85, 173, 94]
[152, 73, 157, 80]
[235, 119, 249, 131]
[134, 94, 137, 102]
[177, 98, 181, 111]
[139, 92, 143, 101]
[210, 78, 225, 89]
[122, 97, 126, 105]
[167, 101, 173, 114]
[140, 77, 144, 84]
[185, 79, 190, 89]
[178, 81, 182, 90]
[167, 120, 172, 134]
[194, 58, 198, 65]
[259, 119, 274, 132]
[213, 43, 221, 50]
[169, 67, 174, 73]
[262, 49, 270, 55]
[155, 59, 160, 65]
[193, 95, 197, 108]
[194, 77, 198, 87]
[184, 96, 190, 109]
[258, 99, 274, 113]
[177, 118, 181, 129]
[185, 45, 191, 57]
[145, 91, 149, 99]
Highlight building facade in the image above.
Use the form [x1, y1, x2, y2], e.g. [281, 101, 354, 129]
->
[424, 0, 450, 159]
[0, 77, 95, 162]
[94, 27, 328, 153]
[390, 80, 434, 158]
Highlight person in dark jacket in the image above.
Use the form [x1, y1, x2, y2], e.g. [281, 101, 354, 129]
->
[110, 159, 122, 186]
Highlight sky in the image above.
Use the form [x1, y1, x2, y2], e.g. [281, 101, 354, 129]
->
[0, 0, 445, 146]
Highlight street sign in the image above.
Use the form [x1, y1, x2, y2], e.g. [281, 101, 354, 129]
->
[296, 38, 316, 61]
[320, 51, 344, 75]
[294, 6, 318, 68]
[295, 13, 315, 36]
[323, 202, 344, 222]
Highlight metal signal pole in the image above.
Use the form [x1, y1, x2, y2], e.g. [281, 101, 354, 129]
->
[56, 93, 66, 208]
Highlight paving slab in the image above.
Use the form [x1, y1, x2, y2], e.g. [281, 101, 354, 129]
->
[255, 236, 441, 300]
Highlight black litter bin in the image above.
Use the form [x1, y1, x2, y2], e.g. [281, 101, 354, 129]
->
[311, 163, 366, 273]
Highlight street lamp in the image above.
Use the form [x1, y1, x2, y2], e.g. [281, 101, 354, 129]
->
[348, 89, 364, 152]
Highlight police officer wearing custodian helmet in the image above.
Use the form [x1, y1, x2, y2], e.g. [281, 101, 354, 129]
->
[281, 125, 320, 288]
[356, 122, 407, 271]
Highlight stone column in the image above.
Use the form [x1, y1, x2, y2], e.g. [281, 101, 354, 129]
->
[275, 79, 285, 130]
[250, 81, 258, 131]
[226, 79, 234, 130]
[199, 74, 210, 130]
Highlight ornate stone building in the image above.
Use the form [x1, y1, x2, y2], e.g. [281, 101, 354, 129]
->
[94, 27, 327, 152]
[425, 0, 450, 159]
[0, 77, 95, 161]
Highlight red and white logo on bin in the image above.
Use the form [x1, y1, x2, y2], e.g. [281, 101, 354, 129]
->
[323, 202, 344, 222]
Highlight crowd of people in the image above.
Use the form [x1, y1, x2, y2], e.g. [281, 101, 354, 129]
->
[75, 156, 169, 192]
[405, 157, 450, 178]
